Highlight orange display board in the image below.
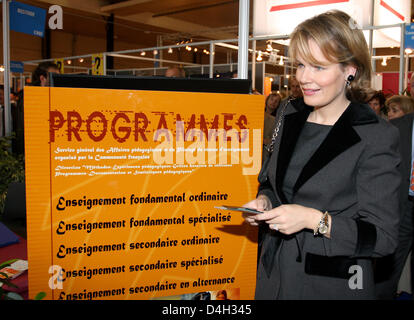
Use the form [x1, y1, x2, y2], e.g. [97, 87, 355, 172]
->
[264, 77, 272, 97]
[24, 87, 264, 300]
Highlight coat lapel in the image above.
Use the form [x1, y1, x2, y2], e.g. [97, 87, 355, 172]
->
[293, 102, 370, 193]
[275, 102, 312, 203]
[273, 99, 378, 200]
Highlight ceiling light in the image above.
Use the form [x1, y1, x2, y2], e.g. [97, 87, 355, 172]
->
[140, 51, 146, 56]
[168, 47, 173, 54]
[153, 50, 158, 55]
[67, 60, 72, 65]
[381, 57, 387, 66]
[405, 48, 413, 54]
[194, 48, 198, 52]
[279, 56, 284, 65]
[79, 58, 84, 63]
[257, 51, 263, 61]
[266, 43, 273, 52]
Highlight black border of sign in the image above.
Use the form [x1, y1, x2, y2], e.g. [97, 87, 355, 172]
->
[50, 74, 251, 94]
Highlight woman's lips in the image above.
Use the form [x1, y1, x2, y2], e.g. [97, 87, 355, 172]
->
[302, 89, 320, 96]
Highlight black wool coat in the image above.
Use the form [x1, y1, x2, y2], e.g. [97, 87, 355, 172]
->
[256, 98, 401, 300]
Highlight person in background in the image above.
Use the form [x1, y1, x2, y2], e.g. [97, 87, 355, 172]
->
[165, 66, 185, 78]
[375, 110, 414, 300]
[263, 93, 282, 155]
[386, 95, 414, 120]
[215, 290, 230, 300]
[278, 77, 303, 115]
[265, 92, 282, 117]
[290, 77, 302, 99]
[31, 61, 60, 86]
[243, 10, 400, 300]
[0, 85, 17, 137]
[13, 62, 60, 155]
[10, 91, 17, 105]
[367, 90, 387, 119]
[278, 90, 287, 100]
[0, 85, 4, 137]
[410, 73, 414, 98]
[286, 77, 303, 100]
[0, 85, 4, 106]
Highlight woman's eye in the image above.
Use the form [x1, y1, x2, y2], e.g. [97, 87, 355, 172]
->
[315, 66, 325, 71]
[297, 63, 304, 68]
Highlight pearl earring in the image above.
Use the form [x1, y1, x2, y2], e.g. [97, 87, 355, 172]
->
[346, 74, 355, 87]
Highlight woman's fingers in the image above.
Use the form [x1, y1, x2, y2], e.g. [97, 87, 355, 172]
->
[242, 199, 266, 225]
[242, 196, 275, 226]
[242, 199, 259, 210]
[251, 208, 281, 222]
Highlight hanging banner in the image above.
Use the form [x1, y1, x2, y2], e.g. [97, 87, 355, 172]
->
[253, 0, 370, 39]
[9, 1, 47, 37]
[253, 0, 411, 48]
[54, 59, 64, 74]
[10, 61, 24, 74]
[374, 0, 411, 47]
[405, 23, 414, 49]
[25, 86, 263, 300]
[91, 54, 104, 75]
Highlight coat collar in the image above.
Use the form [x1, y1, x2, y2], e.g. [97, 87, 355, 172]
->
[275, 98, 378, 202]
[289, 97, 379, 126]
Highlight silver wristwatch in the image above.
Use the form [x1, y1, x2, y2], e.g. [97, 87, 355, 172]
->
[314, 211, 329, 236]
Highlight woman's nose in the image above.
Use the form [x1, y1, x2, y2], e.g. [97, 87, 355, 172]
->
[298, 67, 312, 84]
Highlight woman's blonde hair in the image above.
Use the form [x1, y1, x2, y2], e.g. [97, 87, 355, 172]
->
[385, 95, 414, 114]
[289, 10, 372, 102]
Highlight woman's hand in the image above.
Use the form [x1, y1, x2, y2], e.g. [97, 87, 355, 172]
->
[251, 204, 323, 235]
[242, 195, 272, 226]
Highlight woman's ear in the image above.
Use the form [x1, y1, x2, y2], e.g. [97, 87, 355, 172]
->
[40, 75, 47, 86]
[346, 65, 357, 80]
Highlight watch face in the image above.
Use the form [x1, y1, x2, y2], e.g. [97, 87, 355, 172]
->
[319, 224, 328, 234]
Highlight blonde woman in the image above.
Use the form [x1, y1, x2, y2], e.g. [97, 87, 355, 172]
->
[243, 10, 400, 299]
[386, 95, 414, 120]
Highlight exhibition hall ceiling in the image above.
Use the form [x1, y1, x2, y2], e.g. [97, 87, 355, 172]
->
[22, 0, 248, 45]
[6, 0, 414, 67]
